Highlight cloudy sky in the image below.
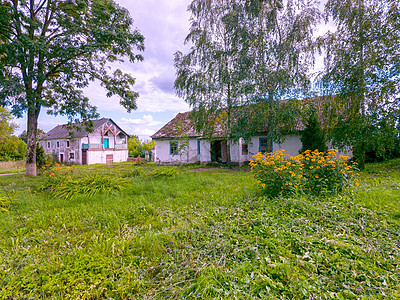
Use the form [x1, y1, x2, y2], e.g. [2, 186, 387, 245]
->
[12, 0, 333, 139]
[14, 0, 193, 139]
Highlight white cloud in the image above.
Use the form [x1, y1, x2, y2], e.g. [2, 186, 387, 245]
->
[119, 115, 162, 126]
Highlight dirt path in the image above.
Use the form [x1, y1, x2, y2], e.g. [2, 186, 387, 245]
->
[0, 172, 24, 176]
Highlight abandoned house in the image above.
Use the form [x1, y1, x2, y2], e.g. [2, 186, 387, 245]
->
[40, 118, 129, 165]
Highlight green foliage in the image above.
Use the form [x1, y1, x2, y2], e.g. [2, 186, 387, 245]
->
[0, 107, 16, 143]
[0, 161, 399, 298]
[300, 112, 327, 153]
[128, 136, 155, 157]
[250, 149, 359, 197]
[35, 143, 52, 170]
[149, 166, 179, 178]
[0, 135, 26, 161]
[119, 167, 144, 178]
[41, 173, 128, 200]
[0, 107, 26, 161]
[321, 0, 400, 169]
[0, 190, 10, 212]
[0, 0, 145, 175]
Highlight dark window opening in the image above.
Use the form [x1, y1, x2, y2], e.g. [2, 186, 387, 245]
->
[170, 141, 178, 155]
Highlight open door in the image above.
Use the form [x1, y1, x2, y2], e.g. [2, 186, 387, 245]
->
[211, 140, 227, 163]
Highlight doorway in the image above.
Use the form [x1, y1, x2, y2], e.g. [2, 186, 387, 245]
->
[211, 140, 227, 163]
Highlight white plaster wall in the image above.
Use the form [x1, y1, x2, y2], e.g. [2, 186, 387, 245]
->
[155, 139, 201, 164]
[86, 150, 128, 165]
[248, 135, 302, 158]
[199, 140, 211, 163]
[273, 135, 302, 157]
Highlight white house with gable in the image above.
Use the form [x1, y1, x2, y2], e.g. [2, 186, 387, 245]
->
[40, 118, 129, 165]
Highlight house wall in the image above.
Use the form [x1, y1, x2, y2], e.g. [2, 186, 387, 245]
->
[40, 138, 82, 165]
[155, 139, 202, 164]
[154, 135, 353, 165]
[86, 149, 128, 165]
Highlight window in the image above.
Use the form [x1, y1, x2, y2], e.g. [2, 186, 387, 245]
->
[197, 140, 200, 155]
[56, 141, 60, 148]
[66, 140, 70, 148]
[69, 152, 75, 159]
[170, 141, 178, 155]
[242, 143, 248, 155]
[259, 138, 271, 153]
[47, 142, 50, 148]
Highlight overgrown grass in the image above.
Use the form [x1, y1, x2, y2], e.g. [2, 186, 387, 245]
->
[0, 160, 25, 174]
[0, 160, 399, 299]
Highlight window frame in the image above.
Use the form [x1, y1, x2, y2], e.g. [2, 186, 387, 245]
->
[170, 141, 178, 155]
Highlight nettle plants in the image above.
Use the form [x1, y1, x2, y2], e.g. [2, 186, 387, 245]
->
[250, 149, 359, 198]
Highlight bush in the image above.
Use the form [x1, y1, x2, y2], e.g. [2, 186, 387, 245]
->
[36, 143, 53, 170]
[250, 149, 359, 198]
[300, 113, 327, 153]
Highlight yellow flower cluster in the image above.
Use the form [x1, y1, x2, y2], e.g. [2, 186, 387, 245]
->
[250, 149, 360, 197]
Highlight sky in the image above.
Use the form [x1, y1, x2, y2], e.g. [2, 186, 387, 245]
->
[13, 0, 193, 140]
[11, 0, 333, 140]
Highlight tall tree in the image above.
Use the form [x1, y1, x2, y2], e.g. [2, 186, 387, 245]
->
[233, 0, 320, 149]
[175, 0, 250, 164]
[0, 0, 144, 176]
[321, 0, 400, 169]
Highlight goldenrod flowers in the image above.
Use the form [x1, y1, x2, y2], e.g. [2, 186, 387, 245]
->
[250, 149, 360, 198]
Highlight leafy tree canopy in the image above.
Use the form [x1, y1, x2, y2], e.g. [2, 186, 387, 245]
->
[128, 136, 155, 158]
[0, 106, 16, 143]
[320, 0, 400, 168]
[0, 0, 145, 175]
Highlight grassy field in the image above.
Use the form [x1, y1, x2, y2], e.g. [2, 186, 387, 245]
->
[0, 160, 25, 174]
[0, 160, 399, 299]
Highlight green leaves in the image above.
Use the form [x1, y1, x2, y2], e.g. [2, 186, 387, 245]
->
[0, 0, 145, 175]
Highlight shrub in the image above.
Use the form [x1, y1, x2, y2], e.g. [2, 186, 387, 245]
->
[36, 143, 53, 170]
[250, 149, 359, 198]
[300, 113, 327, 153]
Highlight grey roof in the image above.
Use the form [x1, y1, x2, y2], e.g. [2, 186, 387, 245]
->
[43, 118, 128, 140]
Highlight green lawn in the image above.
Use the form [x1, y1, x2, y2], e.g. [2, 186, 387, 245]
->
[0, 160, 399, 299]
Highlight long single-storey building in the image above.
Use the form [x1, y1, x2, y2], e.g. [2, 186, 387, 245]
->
[151, 111, 321, 165]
